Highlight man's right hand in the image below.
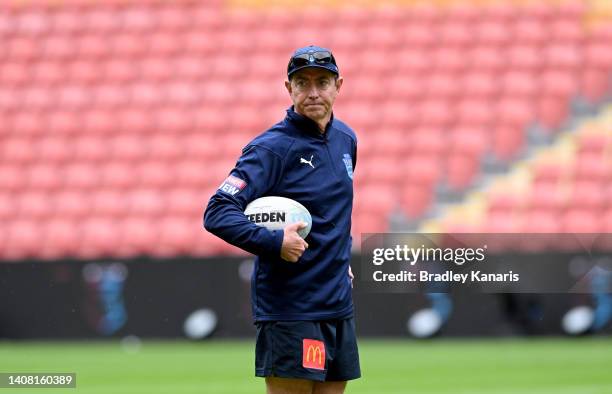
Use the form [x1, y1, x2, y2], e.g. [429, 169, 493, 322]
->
[280, 222, 309, 263]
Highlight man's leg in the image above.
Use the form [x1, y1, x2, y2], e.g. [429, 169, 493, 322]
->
[266, 377, 314, 394]
[312, 381, 347, 394]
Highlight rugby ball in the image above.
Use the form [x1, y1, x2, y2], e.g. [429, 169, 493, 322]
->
[244, 196, 312, 239]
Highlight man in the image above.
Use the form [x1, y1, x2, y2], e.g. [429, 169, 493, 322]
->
[204, 45, 360, 394]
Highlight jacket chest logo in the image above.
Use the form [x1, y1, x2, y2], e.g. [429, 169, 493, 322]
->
[300, 154, 315, 169]
[343, 153, 353, 179]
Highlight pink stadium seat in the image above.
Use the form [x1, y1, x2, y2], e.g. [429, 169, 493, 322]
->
[83, 109, 117, 134]
[352, 213, 389, 235]
[79, 217, 121, 258]
[425, 73, 460, 98]
[450, 128, 488, 156]
[18, 191, 52, 219]
[0, 193, 17, 221]
[538, 97, 569, 130]
[118, 108, 157, 133]
[403, 154, 443, 186]
[118, 217, 160, 257]
[386, 74, 425, 100]
[355, 184, 396, 215]
[0, 165, 27, 192]
[3, 219, 42, 260]
[359, 157, 403, 185]
[532, 162, 566, 183]
[507, 45, 543, 71]
[482, 211, 522, 233]
[561, 209, 602, 233]
[27, 164, 63, 191]
[40, 218, 80, 259]
[575, 153, 610, 182]
[469, 46, 506, 71]
[456, 99, 494, 126]
[100, 162, 136, 189]
[513, 19, 548, 45]
[32, 61, 65, 85]
[475, 21, 511, 47]
[91, 189, 128, 218]
[137, 161, 176, 188]
[1, 137, 35, 164]
[493, 126, 525, 160]
[568, 181, 607, 211]
[502, 71, 538, 98]
[42, 36, 74, 59]
[497, 98, 534, 127]
[419, 99, 455, 127]
[461, 72, 499, 98]
[438, 21, 473, 48]
[581, 70, 611, 102]
[401, 23, 437, 48]
[16, 8, 50, 36]
[127, 188, 166, 217]
[577, 133, 610, 155]
[77, 34, 111, 59]
[7, 36, 39, 60]
[1, 62, 30, 86]
[445, 154, 479, 190]
[156, 108, 194, 133]
[410, 128, 446, 154]
[528, 182, 567, 211]
[521, 209, 561, 233]
[154, 216, 199, 257]
[401, 184, 433, 219]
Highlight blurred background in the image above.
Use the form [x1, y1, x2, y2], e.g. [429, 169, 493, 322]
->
[0, 0, 611, 392]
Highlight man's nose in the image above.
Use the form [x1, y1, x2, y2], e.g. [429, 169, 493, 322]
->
[307, 85, 319, 98]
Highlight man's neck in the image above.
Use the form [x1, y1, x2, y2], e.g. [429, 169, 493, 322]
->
[296, 110, 331, 134]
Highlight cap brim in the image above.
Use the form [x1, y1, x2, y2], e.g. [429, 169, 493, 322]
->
[288, 64, 339, 78]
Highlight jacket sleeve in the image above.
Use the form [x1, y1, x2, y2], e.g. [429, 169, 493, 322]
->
[203, 145, 285, 257]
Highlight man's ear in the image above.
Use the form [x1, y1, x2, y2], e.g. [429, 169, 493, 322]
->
[335, 76, 344, 92]
[285, 80, 292, 94]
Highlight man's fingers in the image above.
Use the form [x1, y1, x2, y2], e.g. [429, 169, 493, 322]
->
[286, 221, 305, 231]
[303, 240, 309, 249]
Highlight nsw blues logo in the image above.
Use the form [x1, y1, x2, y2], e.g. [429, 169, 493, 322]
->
[342, 153, 353, 180]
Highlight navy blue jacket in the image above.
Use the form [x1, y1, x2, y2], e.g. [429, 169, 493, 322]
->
[204, 107, 357, 321]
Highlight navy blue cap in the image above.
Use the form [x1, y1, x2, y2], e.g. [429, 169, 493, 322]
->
[287, 45, 339, 78]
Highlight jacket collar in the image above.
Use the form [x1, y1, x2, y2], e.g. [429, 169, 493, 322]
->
[285, 106, 334, 140]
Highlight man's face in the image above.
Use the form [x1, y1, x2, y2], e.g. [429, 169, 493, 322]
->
[285, 68, 343, 125]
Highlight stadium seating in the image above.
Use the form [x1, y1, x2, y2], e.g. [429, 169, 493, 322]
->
[1, 0, 612, 260]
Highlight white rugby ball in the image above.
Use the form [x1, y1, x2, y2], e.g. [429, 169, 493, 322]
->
[244, 196, 312, 239]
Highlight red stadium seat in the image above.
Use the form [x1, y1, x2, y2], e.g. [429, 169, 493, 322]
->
[91, 189, 129, 218]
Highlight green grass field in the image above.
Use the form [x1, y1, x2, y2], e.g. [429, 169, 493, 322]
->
[0, 338, 611, 394]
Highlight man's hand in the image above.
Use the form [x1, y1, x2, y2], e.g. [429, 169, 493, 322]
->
[280, 222, 309, 263]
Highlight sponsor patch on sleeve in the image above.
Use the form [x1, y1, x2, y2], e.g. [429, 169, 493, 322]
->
[219, 175, 247, 196]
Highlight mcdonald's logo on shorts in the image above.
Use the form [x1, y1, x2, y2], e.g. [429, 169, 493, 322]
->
[302, 339, 326, 370]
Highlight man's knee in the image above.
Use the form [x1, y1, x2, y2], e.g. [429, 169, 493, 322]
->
[265, 377, 314, 394]
[313, 380, 347, 394]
